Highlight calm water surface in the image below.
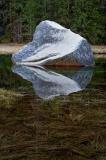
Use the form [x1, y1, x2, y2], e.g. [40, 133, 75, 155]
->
[0, 55, 106, 160]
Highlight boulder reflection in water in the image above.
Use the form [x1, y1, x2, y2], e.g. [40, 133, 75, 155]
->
[12, 65, 93, 100]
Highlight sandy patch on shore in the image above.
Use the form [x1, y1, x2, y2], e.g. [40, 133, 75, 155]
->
[0, 43, 106, 58]
[0, 43, 23, 54]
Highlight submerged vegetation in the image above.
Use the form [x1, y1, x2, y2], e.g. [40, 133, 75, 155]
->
[0, 56, 105, 159]
[0, 88, 22, 108]
[0, 88, 106, 160]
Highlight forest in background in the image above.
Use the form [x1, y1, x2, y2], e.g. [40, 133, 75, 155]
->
[0, 0, 106, 44]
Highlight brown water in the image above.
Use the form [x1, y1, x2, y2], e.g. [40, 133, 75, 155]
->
[0, 56, 106, 160]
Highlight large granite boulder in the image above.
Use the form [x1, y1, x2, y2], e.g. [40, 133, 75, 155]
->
[12, 65, 93, 99]
[12, 20, 94, 66]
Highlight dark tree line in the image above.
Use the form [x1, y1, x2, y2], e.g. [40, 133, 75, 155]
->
[0, 0, 106, 44]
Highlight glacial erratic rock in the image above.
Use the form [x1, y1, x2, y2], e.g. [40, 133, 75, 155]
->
[12, 20, 94, 66]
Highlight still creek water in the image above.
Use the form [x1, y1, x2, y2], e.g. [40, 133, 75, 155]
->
[0, 55, 106, 160]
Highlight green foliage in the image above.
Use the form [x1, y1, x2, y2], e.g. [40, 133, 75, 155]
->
[0, 0, 105, 44]
[71, 0, 106, 44]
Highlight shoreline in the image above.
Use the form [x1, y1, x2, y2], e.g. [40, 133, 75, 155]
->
[0, 43, 106, 58]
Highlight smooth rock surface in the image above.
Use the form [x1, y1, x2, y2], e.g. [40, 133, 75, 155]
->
[12, 20, 94, 66]
[12, 65, 93, 99]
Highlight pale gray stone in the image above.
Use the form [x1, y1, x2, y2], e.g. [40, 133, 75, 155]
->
[12, 20, 94, 66]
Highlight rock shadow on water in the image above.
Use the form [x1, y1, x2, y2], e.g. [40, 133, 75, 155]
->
[12, 65, 93, 100]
